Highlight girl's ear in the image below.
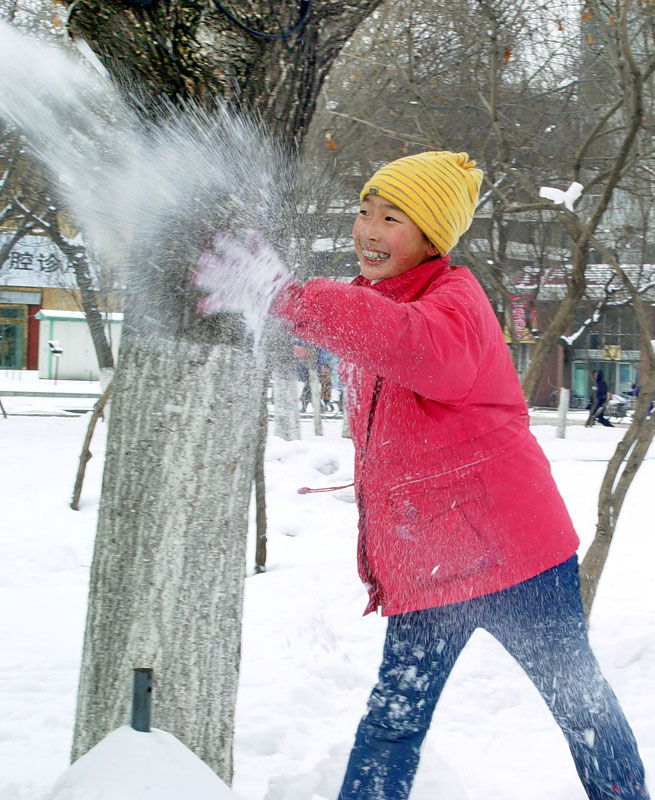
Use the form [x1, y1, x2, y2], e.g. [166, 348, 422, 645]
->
[422, 233, 439, 259]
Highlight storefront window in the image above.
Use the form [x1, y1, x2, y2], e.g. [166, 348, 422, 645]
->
[618, 363, 632, 395]
[0, 305, 27, 369]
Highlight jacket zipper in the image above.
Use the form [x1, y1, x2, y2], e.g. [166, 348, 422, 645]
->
[359, 375, 384, 606]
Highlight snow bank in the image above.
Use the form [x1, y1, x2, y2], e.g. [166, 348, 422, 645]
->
[1, 413, 654, 800]
[44, 727, 232, 800]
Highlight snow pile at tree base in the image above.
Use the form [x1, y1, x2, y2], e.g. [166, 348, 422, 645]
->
[44, 726, 233, 800]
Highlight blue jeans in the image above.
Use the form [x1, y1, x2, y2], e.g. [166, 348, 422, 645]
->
[339, 556, 649, 800]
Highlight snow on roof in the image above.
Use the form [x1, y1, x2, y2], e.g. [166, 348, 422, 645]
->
[513, 262, 655, 300]
[35, 310, 123, 322]
[311, 237, 352, 252]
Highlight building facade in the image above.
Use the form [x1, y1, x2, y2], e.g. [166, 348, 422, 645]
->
[513, 263, 655, 407]
[0, 233, 119, 379]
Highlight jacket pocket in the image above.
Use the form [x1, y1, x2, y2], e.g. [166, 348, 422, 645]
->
[386, 476, 496, 585]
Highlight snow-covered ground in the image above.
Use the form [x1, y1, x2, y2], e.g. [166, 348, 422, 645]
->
[1, 382, 653, 800]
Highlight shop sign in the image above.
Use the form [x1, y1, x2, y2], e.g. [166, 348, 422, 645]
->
[603, 344, 622, 361]
[508, 294, 537, 342]
[0, 235, 76, 289]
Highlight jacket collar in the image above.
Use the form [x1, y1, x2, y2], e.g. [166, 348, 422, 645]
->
[351, 255, 451, 302]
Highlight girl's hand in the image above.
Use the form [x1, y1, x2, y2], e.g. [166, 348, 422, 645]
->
[192, 232, 291, 317]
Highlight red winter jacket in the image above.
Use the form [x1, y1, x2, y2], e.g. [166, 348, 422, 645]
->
[272, 256, 579, 616]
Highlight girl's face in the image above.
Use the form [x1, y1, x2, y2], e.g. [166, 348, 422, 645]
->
[352, 193, 438, 281]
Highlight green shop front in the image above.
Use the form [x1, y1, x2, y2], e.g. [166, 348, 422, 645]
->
[0, 290, 41, 370]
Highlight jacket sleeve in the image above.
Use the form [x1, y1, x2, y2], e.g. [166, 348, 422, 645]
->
[271, 276, 485, 404]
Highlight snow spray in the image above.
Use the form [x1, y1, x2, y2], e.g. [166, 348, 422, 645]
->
[0, 20, 331, 348]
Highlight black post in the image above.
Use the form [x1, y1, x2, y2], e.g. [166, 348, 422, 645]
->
[131, 668, 153, 732]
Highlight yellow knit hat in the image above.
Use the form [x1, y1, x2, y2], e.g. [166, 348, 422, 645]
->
[360, 151, 483, 255]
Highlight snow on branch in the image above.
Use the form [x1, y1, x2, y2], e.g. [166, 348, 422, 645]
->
[559, 275, 619, 346]
[561, 319, 593, 347]
[477, 175, 507, 210]
[539, 182, 583, 211]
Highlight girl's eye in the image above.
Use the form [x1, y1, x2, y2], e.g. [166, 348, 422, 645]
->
[385, 216, 399, 222]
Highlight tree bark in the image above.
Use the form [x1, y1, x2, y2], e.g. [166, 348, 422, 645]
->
[66, 0, 385, 781]
[555, 388, 569, 440]
[254, 380, 268, 574]
[342, 405, 351, 439]
[307, 344, 323, 436]
[272, 360, 301, 440]
[72, 334, 262, 778]
[555, 343, 573, 439]
[271, 325, 301, 441]
[66, 1, 383, 143]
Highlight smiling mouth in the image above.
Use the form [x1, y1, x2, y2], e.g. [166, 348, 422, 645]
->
[361, 247, 390, 262]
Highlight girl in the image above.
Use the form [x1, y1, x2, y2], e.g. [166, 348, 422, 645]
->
[194, 150, 649, 800]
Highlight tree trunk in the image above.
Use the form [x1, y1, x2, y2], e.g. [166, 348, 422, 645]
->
[47, 218, 115, 372]
[577, 239, 655, 620]
[555, 343, 573, 439]
[273, 360, 301, 440]
[580, 338, 655, 620]
[521, 246, 587, 405]
[341, 386, 351, 439]
[65, 0, 385, 781]
[555, 388, 569, 440]
[71, 380, 113, 511]
[580, 399, 655, 620]
[0, 216, 36, 266]
[72, 334, 262, 778]
[307, 344, 323, 436]
[271, 325, 300, 441]
[66, 1, 382, 143]
[254, 381, 268, 574]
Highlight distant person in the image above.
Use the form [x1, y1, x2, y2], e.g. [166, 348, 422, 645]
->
[293, 343, 311, 412]
[627, 384, 654, 416]
[319, 362, 333, 411]
[585, 369, 614, 427]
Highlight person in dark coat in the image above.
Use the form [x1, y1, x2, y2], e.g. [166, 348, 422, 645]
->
[586, 369, 614, 427]
[627, 384, 654, 416]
